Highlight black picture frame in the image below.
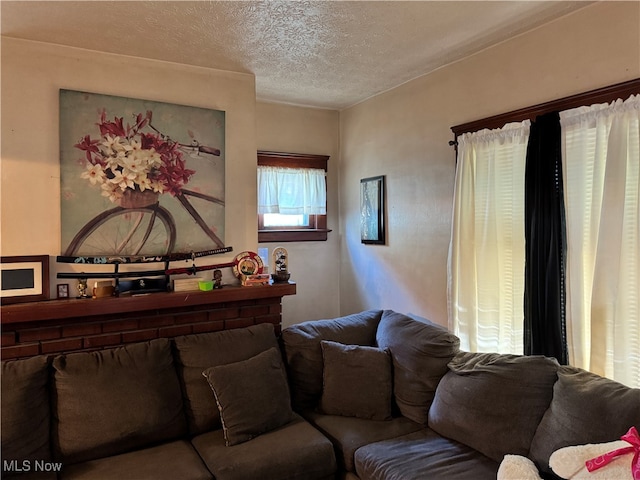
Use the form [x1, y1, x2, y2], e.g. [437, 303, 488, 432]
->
[360, 176, 386, 245]
[0, 255, 50, 304]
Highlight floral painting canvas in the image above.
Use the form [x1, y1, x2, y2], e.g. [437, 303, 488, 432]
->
[59, 90, 225, 257]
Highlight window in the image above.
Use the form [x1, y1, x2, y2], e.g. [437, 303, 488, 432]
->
[449, 79, 640, 388]
[257, 151, 330, 242]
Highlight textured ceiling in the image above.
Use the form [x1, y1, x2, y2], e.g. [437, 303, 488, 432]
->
[1, 1, 590, 110]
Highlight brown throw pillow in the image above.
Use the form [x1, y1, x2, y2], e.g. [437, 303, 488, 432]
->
[202, 347, 294, 446]
[1, 356, 51, 468]
[428, 351, 559, 463]
[319, 340, 393, 421]
[376, 310, 460, 425]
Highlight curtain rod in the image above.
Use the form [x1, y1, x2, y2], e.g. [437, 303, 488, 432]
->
[449, 78, 640, 144]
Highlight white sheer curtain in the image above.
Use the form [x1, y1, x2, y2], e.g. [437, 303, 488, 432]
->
[449, 121, 530, 354]
[561, 94, 640, 388]
[257, 166, 326, 215]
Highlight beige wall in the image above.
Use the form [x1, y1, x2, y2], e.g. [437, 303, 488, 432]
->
[1, 38, 258, 296]
[338, 1, 640, 327]
[256, 102, 341, 327]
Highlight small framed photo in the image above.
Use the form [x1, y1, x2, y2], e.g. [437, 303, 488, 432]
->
[360, 176, 386, 245]
[1, 255, 50, 304]
[57, 283, 70, 299]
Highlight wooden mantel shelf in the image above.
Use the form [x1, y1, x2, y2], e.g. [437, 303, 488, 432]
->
[1, 282, 296, 325]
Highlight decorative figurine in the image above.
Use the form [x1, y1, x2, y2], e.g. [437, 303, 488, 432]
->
[77, 277, 90, 299]
[271, 247, 291, 283]
[213, 269, 223, 289]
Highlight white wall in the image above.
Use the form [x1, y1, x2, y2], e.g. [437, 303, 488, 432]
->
[338, 1, 640, 327]
[1, 38, 258, 297]
[256, 102, 341, 327]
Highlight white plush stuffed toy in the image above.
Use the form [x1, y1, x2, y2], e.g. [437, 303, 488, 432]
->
[497, 455, 543, 480]
[497, 427, 640, 480]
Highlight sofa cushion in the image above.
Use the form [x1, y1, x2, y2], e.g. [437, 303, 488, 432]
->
[529, 365, 640, 475]
[1, 355, 52, 476]
[281, 310, 383, 410]
[428, 352, 558, 463]
[354, 429, 499, 480]
[52, 338, 186, 464]
[60, 440, 212, 480]
[173, 323, 279, 435]
[191, 414, 337, 480]
[376, 310, 460, 425]
[303, 410, 422, 472]
[319, 340, 392, 421]
[202, 347, 294, 446]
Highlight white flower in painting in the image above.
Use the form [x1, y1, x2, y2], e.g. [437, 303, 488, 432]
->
[100, 182, 123, 203]
[109, 169, 136, 191]
[101, 135, 123, 154]
[150, 179, 165, 193]
[80, 163, 106, 185]
[124, 151, 147, 174]
[136, 175, 152, 192]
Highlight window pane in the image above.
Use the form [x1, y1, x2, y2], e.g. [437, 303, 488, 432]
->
[263, 213, 309, 227]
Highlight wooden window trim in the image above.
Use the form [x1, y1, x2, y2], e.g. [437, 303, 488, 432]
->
[451, 78, 640, 137]
[258, 150, 331, 243]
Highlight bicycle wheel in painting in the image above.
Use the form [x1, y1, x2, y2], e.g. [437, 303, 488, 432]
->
[64, 205, 177, 257]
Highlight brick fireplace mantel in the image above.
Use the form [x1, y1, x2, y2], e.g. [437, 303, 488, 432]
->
[0, 283, 296, 360]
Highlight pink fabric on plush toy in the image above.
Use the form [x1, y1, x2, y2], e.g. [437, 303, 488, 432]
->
[585, 427, 640, 480]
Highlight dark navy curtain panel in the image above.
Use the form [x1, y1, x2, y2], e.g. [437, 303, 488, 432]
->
[523, 112, 568, 364]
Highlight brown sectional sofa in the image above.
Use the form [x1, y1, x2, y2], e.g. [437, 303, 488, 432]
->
[2, 309, 639, 480]
[280, 309, 640, 480]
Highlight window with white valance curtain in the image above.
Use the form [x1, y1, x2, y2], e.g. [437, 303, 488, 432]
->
[256, 150, 330, 243]
[257, 166, 326, 215]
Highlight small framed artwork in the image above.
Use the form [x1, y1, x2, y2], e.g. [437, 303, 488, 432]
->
[0, 255, 50, 304]
[57, 283, 70, 299]
[360, 175, 386, 245]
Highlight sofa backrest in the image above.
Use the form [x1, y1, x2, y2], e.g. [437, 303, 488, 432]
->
[1, 355, 53, 479]
[376, 310, 460, 425]
[51, 338, 187, 464]
[281, 310, 383, 410]
[528, 365, 640, 475]
[172, 322, 280, 435]
[428, 351, 559, 463]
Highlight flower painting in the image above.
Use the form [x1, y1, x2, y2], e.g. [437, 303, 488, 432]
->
[60, 90, 225, 257]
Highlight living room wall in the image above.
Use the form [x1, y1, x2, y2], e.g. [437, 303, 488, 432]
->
[338, 1, 640, 328]
[1, 37, 258, 297]
[256, 102, 341, 327]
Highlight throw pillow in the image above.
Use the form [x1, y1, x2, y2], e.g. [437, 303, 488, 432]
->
[173, 322, 279, 435]
[1, 356, 51, 468]
[202, 347, 294, 446]
[497, 455, 543, 480]
[376, 310, 460, 425]
[52, 338, 186, 464]
[281, 310, 384, 410]
[529, 366, 640, 475]
[428, 351, 559, 463]
[319, 340, 393, 421]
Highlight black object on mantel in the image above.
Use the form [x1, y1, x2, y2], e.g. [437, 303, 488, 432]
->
[118, 278, 169, 295]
